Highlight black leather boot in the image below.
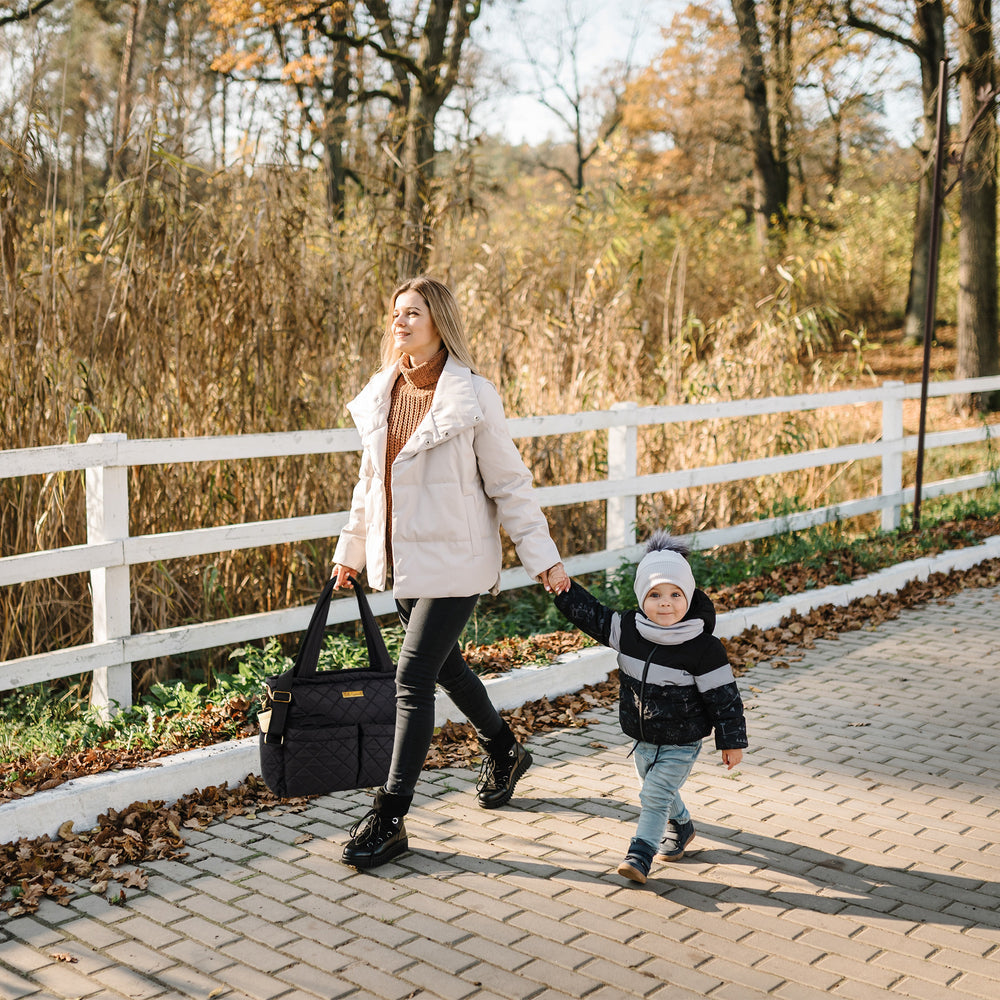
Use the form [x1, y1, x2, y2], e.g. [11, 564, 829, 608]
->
[341, 788, 412, 869]
[477, 724, 532, 809]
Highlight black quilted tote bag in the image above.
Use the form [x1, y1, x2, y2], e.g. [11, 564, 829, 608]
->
[259, 576, 396, 797]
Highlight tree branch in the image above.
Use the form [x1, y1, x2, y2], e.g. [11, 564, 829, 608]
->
[839, 1, 922, 58]
[0, 0, 58, 27]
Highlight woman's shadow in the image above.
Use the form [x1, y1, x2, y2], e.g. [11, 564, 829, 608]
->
[393, 795, 999, 928]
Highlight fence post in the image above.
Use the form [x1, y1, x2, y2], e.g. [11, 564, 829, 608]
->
[881, 381, 905, 532]
[86, 432, 132, 718]
[606, 402, 638, 577]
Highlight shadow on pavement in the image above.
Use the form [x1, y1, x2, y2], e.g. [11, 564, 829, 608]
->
[381, 803, 999, 931]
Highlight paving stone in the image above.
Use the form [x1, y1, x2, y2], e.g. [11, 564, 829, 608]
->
[0, 963, 44, 1000]
[275, 960, 357, 999]
[59, 916, 128, 949]
[160, 937, 238, 974]
[112, 915, 182, 950]
[338, 960, 423, 1000]
[153, 962, 228, 999]
[213, 963, 293, 1000]
[90, 963, 168, 999]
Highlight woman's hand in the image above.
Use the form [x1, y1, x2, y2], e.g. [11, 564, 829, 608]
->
[540, 562, 571, 594]
[331, 564, 359, 590]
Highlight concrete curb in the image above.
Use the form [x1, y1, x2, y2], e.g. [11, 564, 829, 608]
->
[4, 534, 998, 842]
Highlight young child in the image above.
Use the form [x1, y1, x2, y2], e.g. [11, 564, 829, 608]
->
[553, 532, 747, 884]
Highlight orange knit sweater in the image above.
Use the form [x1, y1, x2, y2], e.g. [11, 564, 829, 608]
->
[384, 348, 448, 566]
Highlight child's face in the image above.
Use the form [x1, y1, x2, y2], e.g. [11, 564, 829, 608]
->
[642, 584, 688, 626]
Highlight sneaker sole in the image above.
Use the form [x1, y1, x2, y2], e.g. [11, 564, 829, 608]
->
[478, 751, 532, 809]
[341, 838, 410, 870]
[655, 831, 696, 862]
[616, 861, 648, 884]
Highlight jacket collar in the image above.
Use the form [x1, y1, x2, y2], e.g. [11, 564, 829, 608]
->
[347, 354, 483, 444]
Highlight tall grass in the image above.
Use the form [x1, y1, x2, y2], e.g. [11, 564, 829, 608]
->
[1, 121, 974, 694]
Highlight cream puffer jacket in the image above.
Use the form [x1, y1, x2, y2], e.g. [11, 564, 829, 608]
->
[333, 355, 562, 598]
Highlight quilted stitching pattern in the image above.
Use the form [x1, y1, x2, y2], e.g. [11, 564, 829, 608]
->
[259, 668, 396, 798]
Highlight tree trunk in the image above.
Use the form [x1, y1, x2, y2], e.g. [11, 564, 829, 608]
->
[954, 0, 999, 412]
[111, 0, 148, 180]
[730, 0, 789, 243]
[321, 27, 351, 222]
[903, 0, 947, 345]
[399, 88, 437, 277]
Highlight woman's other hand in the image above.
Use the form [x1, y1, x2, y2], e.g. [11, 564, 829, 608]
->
[540, 562, 571, 594]
[331, 564, 359, 590]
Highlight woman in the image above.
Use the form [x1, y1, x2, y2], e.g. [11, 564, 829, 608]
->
[332, 275, 570, 870]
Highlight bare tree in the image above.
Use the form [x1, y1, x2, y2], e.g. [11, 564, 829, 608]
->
[511, 1, 635, 193]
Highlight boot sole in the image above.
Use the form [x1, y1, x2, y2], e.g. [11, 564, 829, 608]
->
[616, 861, 648, 884]
[478, 751, 532, 809]
[341, 837, 410, 870]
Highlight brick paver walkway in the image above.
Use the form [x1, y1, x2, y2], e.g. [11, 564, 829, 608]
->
[2, 583, 999, 1000]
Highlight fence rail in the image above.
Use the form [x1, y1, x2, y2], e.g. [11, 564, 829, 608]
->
[3, 376, 999, 715]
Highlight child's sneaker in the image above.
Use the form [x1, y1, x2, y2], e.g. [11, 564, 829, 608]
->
[655, 819, 695, 861]
[616, 838, 655, 884]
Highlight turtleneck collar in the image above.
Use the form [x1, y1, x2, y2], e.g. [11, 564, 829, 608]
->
[399, 346, 447, 390]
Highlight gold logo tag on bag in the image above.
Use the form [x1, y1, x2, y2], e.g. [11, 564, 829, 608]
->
[342, 690, 364, 699]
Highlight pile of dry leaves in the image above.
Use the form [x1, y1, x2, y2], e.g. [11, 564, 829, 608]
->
[2, 536, 999, 915]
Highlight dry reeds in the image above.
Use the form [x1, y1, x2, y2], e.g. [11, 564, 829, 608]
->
[1, 126, 951, 689]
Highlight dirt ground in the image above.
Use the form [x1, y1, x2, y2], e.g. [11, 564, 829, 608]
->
[857, 326, 957, 384]
[832, 325, 1000, 435]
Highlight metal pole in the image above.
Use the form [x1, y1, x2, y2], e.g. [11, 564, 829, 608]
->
[913, 58, 949, 533]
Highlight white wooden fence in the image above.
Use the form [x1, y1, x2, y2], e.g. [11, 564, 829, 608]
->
[2, 375, 998, 717]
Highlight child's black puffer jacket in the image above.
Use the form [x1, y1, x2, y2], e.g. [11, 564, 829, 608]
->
[554, 581, 747, 749]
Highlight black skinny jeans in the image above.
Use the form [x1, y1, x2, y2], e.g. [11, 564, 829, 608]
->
[385, 594, 505, 797]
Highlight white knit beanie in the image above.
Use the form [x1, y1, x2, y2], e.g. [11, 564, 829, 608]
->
[633, 535, 696, 612]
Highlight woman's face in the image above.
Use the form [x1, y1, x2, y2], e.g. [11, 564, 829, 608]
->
[392, 290, 442, 364]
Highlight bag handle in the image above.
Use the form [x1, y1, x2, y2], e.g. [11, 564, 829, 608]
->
[349, 575, 394, 674]
[290, 577, 394, 680]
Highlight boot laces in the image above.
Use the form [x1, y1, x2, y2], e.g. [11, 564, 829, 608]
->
[348, 809, 398, 847]
[477, 746, 514, 792]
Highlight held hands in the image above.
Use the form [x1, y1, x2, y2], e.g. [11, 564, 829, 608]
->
[331, 564, 359, 590]
[721, 748, 743, 770]
[540, 562, 571, 594]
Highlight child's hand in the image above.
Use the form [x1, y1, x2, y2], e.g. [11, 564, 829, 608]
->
[721, 749, 743, 769]
[541, 562, 571, 594]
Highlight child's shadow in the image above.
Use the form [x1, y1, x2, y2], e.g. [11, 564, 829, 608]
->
[663, 819, 1000, 926]
[396, 799, 999, 927]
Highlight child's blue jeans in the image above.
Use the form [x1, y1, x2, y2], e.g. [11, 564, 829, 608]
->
[632, 740, 702, 848]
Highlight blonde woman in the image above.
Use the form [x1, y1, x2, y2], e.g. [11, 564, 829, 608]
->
[332, 275, 570, 870]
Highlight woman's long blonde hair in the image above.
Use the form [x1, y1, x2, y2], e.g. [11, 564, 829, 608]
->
[379, 275, 478, 372]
